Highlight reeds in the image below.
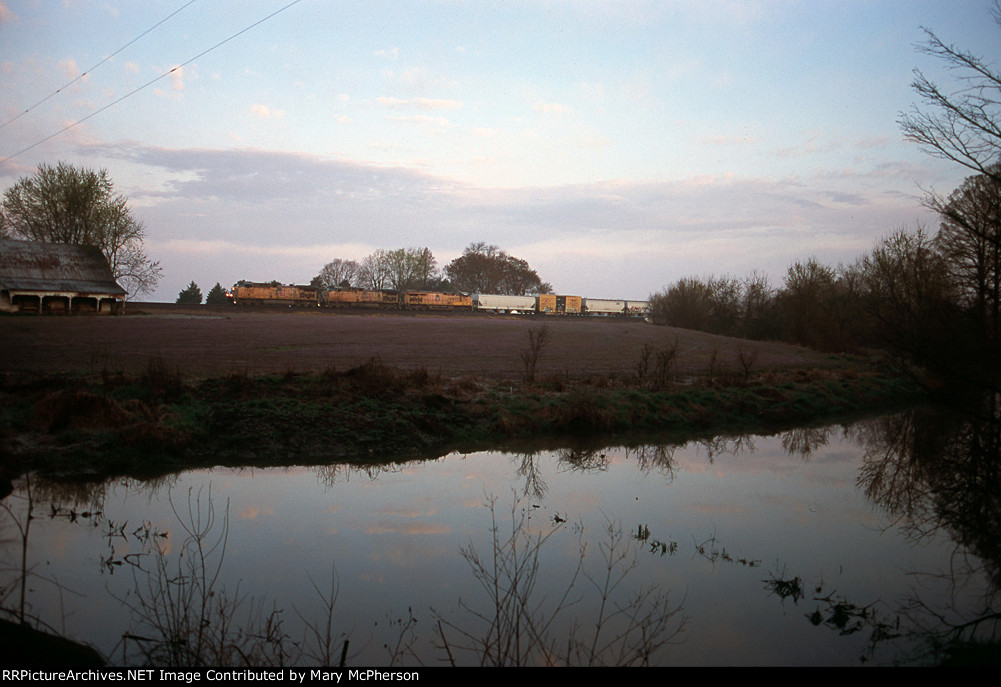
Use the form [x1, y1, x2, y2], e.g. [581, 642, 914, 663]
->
[432, 494, 686, 666]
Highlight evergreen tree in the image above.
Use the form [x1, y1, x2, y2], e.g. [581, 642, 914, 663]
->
[205, 283, 229, 305]
[176, 281, 202, 305]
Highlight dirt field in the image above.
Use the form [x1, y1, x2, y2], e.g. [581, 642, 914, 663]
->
[0, 303, 836, 382]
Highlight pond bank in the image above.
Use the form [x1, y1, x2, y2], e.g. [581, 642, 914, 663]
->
[0, 358, 927, 483]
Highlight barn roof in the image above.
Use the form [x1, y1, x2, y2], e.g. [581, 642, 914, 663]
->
[0, 239, 127, 296]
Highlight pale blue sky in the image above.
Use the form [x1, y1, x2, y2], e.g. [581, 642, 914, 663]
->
[1, 0, 998, 301]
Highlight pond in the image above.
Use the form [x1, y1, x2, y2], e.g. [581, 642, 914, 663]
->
[2, 409, 998, 667]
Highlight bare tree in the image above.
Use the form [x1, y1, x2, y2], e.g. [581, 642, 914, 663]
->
[315, 258, 360, 289]
[779, 257, 838, 349]
[520, 325, 552, 384]
[897, 4, 1001, 391]
[741, 271, 775, 339]
[385, 247, 439, 291]
[898, 2, 1001, 184]
[929, 167, 1001, 336]
[358, 249, 391, 290]
[407, 247, 439, 290]
[648, 277, 713, 330]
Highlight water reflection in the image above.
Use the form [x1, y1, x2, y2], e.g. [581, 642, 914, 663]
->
[850, 404, 1001, 664]
[2, 408, 1000, 666]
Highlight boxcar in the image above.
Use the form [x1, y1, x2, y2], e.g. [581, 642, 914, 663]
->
[538, 294, 582, 315]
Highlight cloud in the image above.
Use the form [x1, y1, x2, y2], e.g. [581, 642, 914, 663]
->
[153, 66, 186, 98]
[168, 66, 185, 91]
[81, 142, 935, 303]
[533, 101, 571, 116]
[0, 3, 16, 26]
[386, 114, 451, 129]
[58, 58, 80, 80]
[377, 96, 463, 110]
[251, 104, 285, 119]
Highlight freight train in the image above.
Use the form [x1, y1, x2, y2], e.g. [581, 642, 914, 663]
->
[229, 281, 649, 318]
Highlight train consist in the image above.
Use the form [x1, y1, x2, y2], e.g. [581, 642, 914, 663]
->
[229, 282, 649, 317]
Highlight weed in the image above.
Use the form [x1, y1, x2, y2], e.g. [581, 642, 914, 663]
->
[141, 356, 185, 399]
[432, 495, 686, 667]
[520, 326, 552, 385]
[637, 339, 681, 390]
[737, 346, 759, 381]
[115, 487, 296, 667]
[763, 567, 805, 604]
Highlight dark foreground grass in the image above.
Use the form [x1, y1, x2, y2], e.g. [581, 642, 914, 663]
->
[0, 357, 927, 482]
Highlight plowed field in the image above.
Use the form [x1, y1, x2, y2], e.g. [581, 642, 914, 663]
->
[1, 303, 836, 382]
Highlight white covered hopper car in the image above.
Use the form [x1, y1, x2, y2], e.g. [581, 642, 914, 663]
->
[474, 293, 538, 314]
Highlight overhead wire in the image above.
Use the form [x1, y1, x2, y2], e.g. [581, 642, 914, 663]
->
[1, 0, 304, 165]
[0, 0, 202, 132]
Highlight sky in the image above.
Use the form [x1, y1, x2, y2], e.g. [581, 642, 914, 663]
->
[1, 0, 999, 302]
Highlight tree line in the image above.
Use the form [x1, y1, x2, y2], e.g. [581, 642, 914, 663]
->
[310, 242, 552, 295]
[648, 171, 1000, 395]
[172, 243, 553, 304]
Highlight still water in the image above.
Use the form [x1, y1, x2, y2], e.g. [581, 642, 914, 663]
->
[3, 412, 997, 666]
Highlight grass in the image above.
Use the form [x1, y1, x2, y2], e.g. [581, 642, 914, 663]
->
[0, 355, 928, 482]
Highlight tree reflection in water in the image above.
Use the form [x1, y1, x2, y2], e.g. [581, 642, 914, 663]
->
[849, 399, 1001, 664]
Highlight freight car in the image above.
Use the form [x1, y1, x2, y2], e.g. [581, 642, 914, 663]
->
[538, 294, 583, 315]
[582, 298, 626, 316]
[625, 301, 650, 318]
[474, 293, 537, 314]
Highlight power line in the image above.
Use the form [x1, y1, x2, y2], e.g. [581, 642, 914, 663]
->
[1, 0, 304, 165]
[0, 0, 202, 132]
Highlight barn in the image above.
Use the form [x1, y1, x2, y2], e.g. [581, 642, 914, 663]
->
[0, 239, 126, 315]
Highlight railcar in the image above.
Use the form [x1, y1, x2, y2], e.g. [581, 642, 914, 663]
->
[583, 298, 627, 316]
[538, 294, 582, 315]
[402, 291, 473, 310]
[625, 301, 650, 318]
[231, 282, 320, 307]
[323, 288, 400, 308]
[474, 293, 538, 314]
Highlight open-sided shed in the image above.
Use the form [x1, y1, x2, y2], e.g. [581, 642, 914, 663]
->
[0, 239, 126, 314]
